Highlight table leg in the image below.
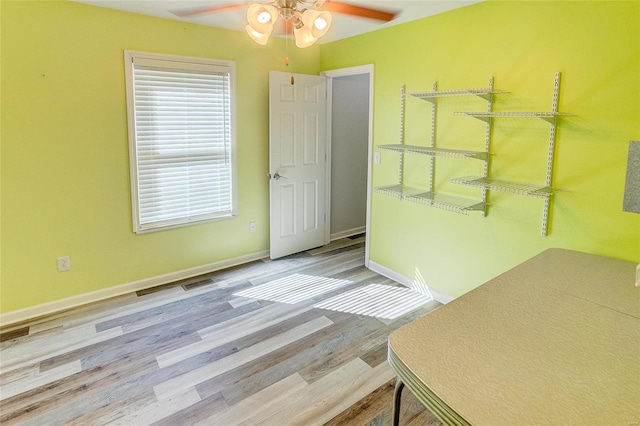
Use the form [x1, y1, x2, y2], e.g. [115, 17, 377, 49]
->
[393, 378, 405, 426]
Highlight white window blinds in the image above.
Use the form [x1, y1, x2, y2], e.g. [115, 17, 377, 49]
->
[125, 52, 236, 232]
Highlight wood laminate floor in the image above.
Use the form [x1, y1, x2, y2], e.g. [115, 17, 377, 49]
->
[0, 238, 443, 425]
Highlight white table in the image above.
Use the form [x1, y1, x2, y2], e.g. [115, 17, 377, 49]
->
[388, 248, 640, 425]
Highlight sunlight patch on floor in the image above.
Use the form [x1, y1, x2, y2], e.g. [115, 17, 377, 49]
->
[233, 274, 352, 304]
[313, 284, 433, 320]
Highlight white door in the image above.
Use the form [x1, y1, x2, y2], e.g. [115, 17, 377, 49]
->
[269, 71, 328, 259]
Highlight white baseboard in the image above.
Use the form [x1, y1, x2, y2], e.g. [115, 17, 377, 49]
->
[367, 260, 454, 305]
[0, 250, 270, 328]
[330, 226, 366, 241]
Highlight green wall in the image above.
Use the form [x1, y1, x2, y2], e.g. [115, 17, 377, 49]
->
[320, 1, 640, 297]
[0, 1, 320, 313]
[2, 0, 639, 314]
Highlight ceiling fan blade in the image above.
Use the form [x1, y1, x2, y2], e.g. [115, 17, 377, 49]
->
[171, 3, 249, 17]
[320, 1, 397, 22]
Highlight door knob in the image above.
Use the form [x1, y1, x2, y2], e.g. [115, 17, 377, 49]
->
[273, 172, 287, 180]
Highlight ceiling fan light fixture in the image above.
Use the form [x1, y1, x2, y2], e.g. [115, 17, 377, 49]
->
[246, 24, 272, 45]
[175, 1, 398, 45]
[301, 9, 332, 38]
[247, 4, 278, 34]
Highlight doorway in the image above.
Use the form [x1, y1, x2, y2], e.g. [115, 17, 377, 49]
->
[323, 65, 374, 267]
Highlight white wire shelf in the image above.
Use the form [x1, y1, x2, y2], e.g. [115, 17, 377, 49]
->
[374, 184, 426, 199]
[407, 192, 486, 214]
[377, 144, 489, 161]
[455, 111, 571, 123]
[451, 176, 554, 199]
[374, 185, 485, 214]
[409, 88, 508, 102]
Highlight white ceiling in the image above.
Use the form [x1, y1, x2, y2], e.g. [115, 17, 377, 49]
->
[73, 0, 482, 44]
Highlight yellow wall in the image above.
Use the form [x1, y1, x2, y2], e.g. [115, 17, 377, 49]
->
[320, 1, 640, 297]
[2, 0, 639, 314]
[0, 1, 320, 313]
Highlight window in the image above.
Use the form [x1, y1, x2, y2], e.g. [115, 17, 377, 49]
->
[124, 51, 236, 233]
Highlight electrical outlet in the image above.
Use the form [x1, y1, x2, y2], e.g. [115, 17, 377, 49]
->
[57, 256, 71, 272]
[250, 222, 256, 233]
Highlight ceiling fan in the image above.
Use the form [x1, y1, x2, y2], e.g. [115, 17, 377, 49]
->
[173, 0, 397, 47]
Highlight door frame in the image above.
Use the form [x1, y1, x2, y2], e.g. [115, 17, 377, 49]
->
[321, 64, 374, 267]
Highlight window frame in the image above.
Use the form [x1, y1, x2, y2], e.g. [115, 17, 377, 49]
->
[124, 50, 237, 233]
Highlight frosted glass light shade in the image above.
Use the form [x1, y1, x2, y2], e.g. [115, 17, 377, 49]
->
[294, 24, 318, 48]
[246, 24, 272, 45]
[247, 4, 278, 34]
[301, 9, 332, 38]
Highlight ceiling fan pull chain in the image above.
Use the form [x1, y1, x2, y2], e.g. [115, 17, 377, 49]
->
[290, 31, 295, 85]
[284, 17, 294, 85]
[285, 16, 290, 69]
